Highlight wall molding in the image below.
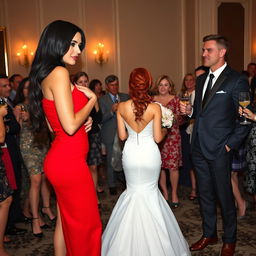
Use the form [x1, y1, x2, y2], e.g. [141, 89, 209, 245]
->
[181, 0, 186, 78]
[113, 0, 121, 84]
[78, 0, 87, 71]
[216, 0, 252, 68]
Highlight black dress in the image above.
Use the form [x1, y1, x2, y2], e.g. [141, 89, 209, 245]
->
[87, 107, 103, 166]
[0, 149, 13, 202]
[245, 121, 256, 194]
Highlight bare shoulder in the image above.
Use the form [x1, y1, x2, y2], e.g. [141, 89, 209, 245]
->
[149, 102, 161, 111]
[118, 100, 131, 112]
[47, 66, 69, 80]
[42, 66, 70, 98]
[43, 66, 69, 88]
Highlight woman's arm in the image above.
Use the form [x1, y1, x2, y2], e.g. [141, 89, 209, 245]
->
[239, 106, 256, 121]
[152, 103, 167, 143]
[117, 103, 127, 141]
[0, 106, 8, 143]
[45, 67, 96, 135]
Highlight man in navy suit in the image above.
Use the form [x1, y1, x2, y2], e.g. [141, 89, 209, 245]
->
[181, 35, 250, 256]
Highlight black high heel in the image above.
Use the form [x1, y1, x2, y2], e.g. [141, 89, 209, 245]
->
[22, 214, 33, 223]
[41, 206, 56, 222]
[31, 218, 43, 238]
[40, 223, 50, 229]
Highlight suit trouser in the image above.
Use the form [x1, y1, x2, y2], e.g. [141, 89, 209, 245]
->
[192, 137, 237, 243]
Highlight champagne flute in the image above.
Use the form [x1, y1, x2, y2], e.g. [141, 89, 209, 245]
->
[20, 104, 28, 122]
[239, 92, 251, 125]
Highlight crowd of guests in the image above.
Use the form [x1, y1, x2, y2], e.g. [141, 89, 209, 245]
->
[0, 59, 256, 254]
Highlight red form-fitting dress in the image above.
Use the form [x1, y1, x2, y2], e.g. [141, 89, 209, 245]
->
[42, 86, 102, 256]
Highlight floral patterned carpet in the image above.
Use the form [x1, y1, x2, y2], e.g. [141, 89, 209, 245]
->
[5, 185, 256, 256]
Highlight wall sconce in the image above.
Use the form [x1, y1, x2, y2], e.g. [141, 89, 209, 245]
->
[16, 44, 34, 69]
[93, 43, 109, 65]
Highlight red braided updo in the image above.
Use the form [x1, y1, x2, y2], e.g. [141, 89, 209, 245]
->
[129, 68, 152, 122]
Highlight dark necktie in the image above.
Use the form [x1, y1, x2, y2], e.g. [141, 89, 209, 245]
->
[113, 95, 119, 103]
[202, 73, 214, 107]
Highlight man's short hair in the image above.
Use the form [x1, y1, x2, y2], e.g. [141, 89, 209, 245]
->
[105, 75, 118, 85]
[195, 65, 209, 73]
[247, 62, 256, 68]
[203, 34, 229, 54]
[0, 74, 8, 79]
[9, 74, 21, 82]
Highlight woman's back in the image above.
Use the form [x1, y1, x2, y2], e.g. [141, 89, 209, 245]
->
[117, 99, 163, 143]
[123, 119, 161, 188]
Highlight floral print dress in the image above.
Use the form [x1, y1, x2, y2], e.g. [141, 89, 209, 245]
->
[159, 96, 183, 170]
[245, 122, 256, 194]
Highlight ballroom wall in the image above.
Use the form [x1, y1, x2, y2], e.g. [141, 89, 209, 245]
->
[0, 0, 255, 92]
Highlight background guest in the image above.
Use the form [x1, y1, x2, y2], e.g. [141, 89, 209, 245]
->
[194, 65, 209, 77]
[73, 74, 103, 204]
[246, 63, 256, 103]
[99, 75, 129, 195]
[14, 78, 55, 237]
[238, 106, 256, 209]
[8, 74, 23, 101]
[0, 75, 25, 236]
[0, 103, 13, 256]
[179, 73, 197, 200]
[153, 75, 183, 208]
[72, 71, 89, 88]
[231, 141, 247, 218]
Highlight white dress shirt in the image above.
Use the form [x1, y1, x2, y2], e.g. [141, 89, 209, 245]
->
[202, 62, 227, 100]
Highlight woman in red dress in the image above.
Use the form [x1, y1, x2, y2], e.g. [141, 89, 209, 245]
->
[153, 75, 184, 208]
[28, 20, 102, 256]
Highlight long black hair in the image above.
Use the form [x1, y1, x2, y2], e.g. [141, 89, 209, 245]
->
[13, 77, 29, 106]
[28, 20, 86, 131]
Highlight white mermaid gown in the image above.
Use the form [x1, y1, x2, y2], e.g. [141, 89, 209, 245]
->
[102, 120, 191, 256]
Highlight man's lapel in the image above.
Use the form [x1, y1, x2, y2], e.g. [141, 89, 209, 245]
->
[202, 66, 229, 110]
[198, 74, 207, 111]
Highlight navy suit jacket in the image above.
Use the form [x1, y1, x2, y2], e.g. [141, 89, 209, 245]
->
[191, 65, 251, 160]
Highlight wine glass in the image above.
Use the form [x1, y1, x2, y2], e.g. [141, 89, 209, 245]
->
[20, 104, 28, 112]
[20, 104, 29, 122]
[0, 97, 9, 122]
[239, 92, 251, 125]
[0, 97, 6, 107]
[179, 93, 191, 105]
[179, 93, 191, 115]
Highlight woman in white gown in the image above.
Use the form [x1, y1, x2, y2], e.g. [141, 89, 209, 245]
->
[102, 68, 191, 256]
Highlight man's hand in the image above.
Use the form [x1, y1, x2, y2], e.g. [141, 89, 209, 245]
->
[225, 145, 231, 152]
[180, 102, 192, 116]
[111, 103, 119, 113]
